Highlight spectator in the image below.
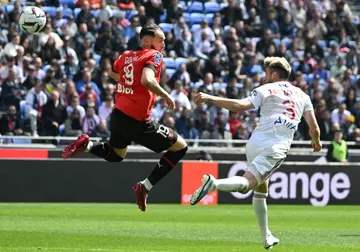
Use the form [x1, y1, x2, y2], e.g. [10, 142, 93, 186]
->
[39, 37, 61, 65]
[98, 0, 112, 23]
[212, 13, 225, 39]
[124, 15, 140, 43]
[39, 23, 64, 50]
[199, 73, 216, 95]
[256, 29, 276, 56]
[0, 68, 24, 111]
[244, 110, 259, 136]
[143, 0, 164, 24]
[221, 0, 243, 26]
[306, 12, 328, 40]
[174, 30, 194, 58]
[76, 1, 95, 26]
[331, 103, 351, 125]
[64, 109, 83, 136]
[245, 7, 262, 37]
[79, 83, 101, 107]
[318, 109, 332, 140]
[0, 55, 24, 84]
[3, 33, 20, 58]
[326, 129, 349, 162]
[151, 98, 167, 122]
[193, 20, 216, 46]
[76, 70, 100, 95]
[263, 8, 280, 38]
[325, 10, 343, 42]
[228, 111, 242, 136]
[41, 90, 67, 136]
[66, 96, 86, 119]
[75, 23, 96, 54]
[25, 80, 48, 135]
[170, 81, 191, 110]
[127, 26, 141, 50]
[331, 56, 347, 78]
[98, 95, 113, 123]
[0, 105, 29, 136]
[166, 0, 183, 24]
[242, 54, 263, 77]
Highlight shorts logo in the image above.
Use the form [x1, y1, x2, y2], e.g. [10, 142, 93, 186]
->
[154, 52, 162, 64]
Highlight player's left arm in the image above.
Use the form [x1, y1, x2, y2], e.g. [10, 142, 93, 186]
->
[195, 92, 254, 112]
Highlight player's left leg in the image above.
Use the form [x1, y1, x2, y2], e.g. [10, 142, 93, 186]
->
[253, 180, 279, 250]
[133, 122, 188, 211]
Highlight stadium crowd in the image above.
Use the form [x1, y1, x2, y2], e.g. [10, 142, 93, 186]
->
[0, 0, 360, 146]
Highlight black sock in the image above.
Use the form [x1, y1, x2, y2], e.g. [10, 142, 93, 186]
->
[147, 146, 188, 186]
[89, 142, 123, 162]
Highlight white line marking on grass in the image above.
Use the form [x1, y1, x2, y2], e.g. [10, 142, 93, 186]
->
[1, 248, 169, 252]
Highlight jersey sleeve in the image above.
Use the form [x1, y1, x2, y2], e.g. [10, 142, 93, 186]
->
[113, 54, 123, 73]
[303, 95, 314, 112]
[246, 87, 264, 109]
[144, 51, 163, 75]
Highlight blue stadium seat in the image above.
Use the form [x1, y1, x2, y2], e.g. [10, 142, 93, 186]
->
[90, 9, 99, 17]
[190, 24, 201, 33]
[224, 25, 231, 32]
[163, 58, 176, 69]
[318, 40, 327, 48]
[305, 74, 314, 83]
[175, 57, 187, 69]
[350, 75, 357, 84]
[298, 50, 305, 59]
[190, 13, 205, 25]
[349, 40, 356, 47]
[60, 0, 76, 9]
[214, 82, 227, 90]
[42, 6, 57, 17]
[220, 3, 228, 9]
[93, 54, 101, 64]
[179, 1, 187, 10]
[159, 23, 174, 33]
[292, 61, 300, 72]
[125, 10, 138, 20]
[183, 13, 191, 24]
[160, 12, 167, 22]
[111, 9, 126, 18]
[204, 2, 220, 13]
[6, 5, 14, 13]
[205, 13, 214, 24]
[236, 83, 244, 89]
[166, 69, 176, 79]
[190, 82, 203, 89]
[273, 38, 281, 48]
[187, 2, 204, 13]
[74, 8, 81, 19]
[281, 38, 292, 48]
[62, 8, 73, 18]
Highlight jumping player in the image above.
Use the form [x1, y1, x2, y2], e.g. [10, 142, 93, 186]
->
[189, 57, 322, 249]
[62, 24, 188, 212]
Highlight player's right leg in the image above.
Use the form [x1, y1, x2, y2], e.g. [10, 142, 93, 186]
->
[253, 180, 279, 250]
[190, 171, 258, 205]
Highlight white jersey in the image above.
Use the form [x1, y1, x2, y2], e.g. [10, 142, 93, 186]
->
[247, 81, 313, 154]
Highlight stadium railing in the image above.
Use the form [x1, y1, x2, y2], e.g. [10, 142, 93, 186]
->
[0, 135, 359, 148]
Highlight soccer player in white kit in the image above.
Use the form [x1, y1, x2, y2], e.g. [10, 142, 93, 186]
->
[190, 57, 322, 249]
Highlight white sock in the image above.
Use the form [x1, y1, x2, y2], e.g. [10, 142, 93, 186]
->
[142, 178, 153, 192]
[253, 192, 271, 240]
[84, 141, 93, 152]
[214, 176, 249, 193]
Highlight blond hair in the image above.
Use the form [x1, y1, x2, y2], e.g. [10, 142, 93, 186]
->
[263, 57, 292, 79]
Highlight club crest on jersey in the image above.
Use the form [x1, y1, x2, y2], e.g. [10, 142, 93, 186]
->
[251, 90, 257, 96]
[154, 52, 162, 64]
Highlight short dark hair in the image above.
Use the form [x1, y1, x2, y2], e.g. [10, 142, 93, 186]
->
[140, 24, 162, 39]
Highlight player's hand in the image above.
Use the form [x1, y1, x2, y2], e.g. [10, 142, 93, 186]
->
[164, 95, 175, 110]
[194, 92, 213, 104]
[312, 141, 322, 152]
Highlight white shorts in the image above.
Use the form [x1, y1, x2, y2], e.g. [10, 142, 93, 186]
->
[245, 135, 287, 185]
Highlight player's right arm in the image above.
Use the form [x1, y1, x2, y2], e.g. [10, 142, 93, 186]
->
[141, 67, 175, 109]
[109, 55, 121, 81]
[303, 109, 322, 152]
[108, 66, 119, 81]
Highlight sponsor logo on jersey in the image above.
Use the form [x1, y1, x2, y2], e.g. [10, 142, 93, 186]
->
[117, 84, 134, 95]
[154, 52, 162, 64]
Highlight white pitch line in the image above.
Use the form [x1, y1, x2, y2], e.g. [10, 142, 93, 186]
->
[1, 248, 169, 252]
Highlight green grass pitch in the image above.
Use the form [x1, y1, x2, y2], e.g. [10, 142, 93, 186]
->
[0, 204, 359, 252]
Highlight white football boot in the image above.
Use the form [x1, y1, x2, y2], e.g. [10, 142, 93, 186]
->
[263, 235, 280, 250]
[190, 174, 216, 205]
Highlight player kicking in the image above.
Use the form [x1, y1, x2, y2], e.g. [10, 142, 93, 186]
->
[62, 24, 188, 212]
[190, 57, 322, 249]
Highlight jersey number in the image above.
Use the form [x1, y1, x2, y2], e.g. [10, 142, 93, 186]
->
[282, 100, 295, 120]
[123, 63, 134, 85]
